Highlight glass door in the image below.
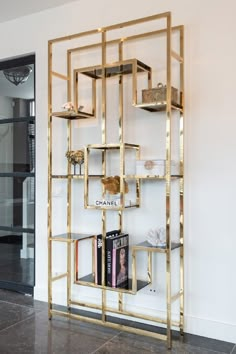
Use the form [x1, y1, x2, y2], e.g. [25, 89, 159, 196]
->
[0, 55, 35, 295]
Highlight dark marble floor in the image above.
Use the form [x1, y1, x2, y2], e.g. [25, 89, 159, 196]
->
[0, 289, 235, 354]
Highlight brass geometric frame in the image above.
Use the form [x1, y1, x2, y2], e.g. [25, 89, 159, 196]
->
[48, 11, 184, 349]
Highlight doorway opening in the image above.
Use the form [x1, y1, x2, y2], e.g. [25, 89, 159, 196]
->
[0, 54, 35, 295]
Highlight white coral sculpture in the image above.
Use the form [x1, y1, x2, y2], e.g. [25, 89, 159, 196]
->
[147, 227, 166, 247]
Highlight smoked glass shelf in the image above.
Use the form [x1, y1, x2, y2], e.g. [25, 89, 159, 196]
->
[50, 232, 95, 242]
[51, 111, 94, 120]
[78, 59, 151, 79]
[86, 203, 139, 211]
[134, 241, 182, 252]
[134, 102, 183, 112]
[77, 273, 149, 294]
[87, 143, 139, 150]
[125, 174, 183, 179]
[51, 174, 103, 179]
[51, 174, 183, 180]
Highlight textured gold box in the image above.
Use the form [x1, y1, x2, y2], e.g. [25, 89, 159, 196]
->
[142, 83, 178, 104]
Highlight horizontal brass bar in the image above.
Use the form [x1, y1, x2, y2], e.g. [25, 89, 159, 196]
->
[74, 280, 136, 294]
[171, 50, 183, 63]
[85, 205, 139, 211]
[51, 71, 69, 80]
[51, 175, 84, 179]
[50, 309, 167, 341]
[51, 174, 103, 179]
[49, 237, 75, 243]
[133, 246, 167, 253]
[108, 308, 181, 328]
[49, 28, 100, 44]
[55, 302, 180, 329]
[87, 143, 139, 149]
[171, 289, 184, 303]
[125, 175, 182, 180]
[52, 272, 68, 281]
[70, 300, 102, 310]
[69, 25, 183, 54]
[103, 12, 170, 32]
[50, 12, 171, 44]
[70, 301, 167, 326]
[105, 307, 167, 325]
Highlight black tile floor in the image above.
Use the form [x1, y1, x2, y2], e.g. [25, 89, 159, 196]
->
[0, 289, 235, 353]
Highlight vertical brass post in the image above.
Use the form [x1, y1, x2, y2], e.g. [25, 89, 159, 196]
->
[148, 252, 152, 284]
[166, 12, 172, 349]
[101, 29, 107, 323]
[119, 41, 124, 143]
[132, 248, 137, 293]
[179, 25, 185, 339]
[101, 30, 107, 145]
[67, 48, 72, 312]
[136, 147, 140, 207]
[48, 41, 53, 319]
[132, 60, 138, 105]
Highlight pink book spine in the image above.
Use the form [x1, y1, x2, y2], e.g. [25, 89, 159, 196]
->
[94, 239, 97, 284]
[112, 248, 116, 287]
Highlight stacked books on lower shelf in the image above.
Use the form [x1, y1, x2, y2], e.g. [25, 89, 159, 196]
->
[95, 230, 129, 289]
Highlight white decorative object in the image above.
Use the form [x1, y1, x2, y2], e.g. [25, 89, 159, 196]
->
[136, 159, 179, 176]
[62, 101, 74, 111]
[147, 227, 166, 247]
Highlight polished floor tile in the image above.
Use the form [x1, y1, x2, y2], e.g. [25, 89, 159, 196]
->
[183, 333, 235, 353]
[0, 300, 34, 332]
[93, 331, 229, 354]
[0, 288, 46, 312]
[0, 309, 119, 354]
[0, 289, 235, 354]
[231, 345, 236, 353]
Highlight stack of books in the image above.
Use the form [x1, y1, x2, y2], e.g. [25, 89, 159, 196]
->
[94, 230, 129, 288]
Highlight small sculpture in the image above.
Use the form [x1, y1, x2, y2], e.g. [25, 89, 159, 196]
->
[66, 150, 84, 175]
[62, 101, 75, 111]
[147, 227, 166, 247]
[62, 102, 84, 113]
[101, 176, 129, 195]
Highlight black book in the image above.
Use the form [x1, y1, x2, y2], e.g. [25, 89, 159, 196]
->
[94, 230, 120, 285]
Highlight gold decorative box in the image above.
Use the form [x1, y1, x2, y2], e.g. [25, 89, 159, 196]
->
[142, 83, 178, 104]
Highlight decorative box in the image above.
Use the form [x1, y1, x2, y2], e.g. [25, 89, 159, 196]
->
[142, 83, 178, 105]
[136, 159, 179, 176]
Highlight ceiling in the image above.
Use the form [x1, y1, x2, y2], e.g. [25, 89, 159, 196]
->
[0, 0, 78, 23]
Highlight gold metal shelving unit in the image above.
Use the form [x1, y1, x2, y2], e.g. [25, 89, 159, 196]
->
[48, 11, 184, 349]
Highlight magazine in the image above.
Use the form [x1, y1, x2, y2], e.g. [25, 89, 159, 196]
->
[106, 233, 129, 288]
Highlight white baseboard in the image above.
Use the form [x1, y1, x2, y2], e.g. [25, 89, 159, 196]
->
[34, 286, 48, 303]
[34, 287, 236, 344]
[185, 315, 236, 344]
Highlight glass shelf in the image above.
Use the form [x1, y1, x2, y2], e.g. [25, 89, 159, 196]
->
[87, 143, 139, 150]
[134, 102, 183, 112]
[50, 233, 96, 242]
[77, 273, 149, 294]
[133, 241, 182, 253]
[78, 59, 151, 79]
[125, 174, 183, 180]
[86, 203, 139, 211]
[51, 174, 103, 179]
[51, 111, 94, 120]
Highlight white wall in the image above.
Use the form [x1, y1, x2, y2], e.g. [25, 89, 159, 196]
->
[0, 0, 235, 343]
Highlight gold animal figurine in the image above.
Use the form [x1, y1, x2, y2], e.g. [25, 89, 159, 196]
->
[66, 150, 84, 174]
[101, 176, 128, 195]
